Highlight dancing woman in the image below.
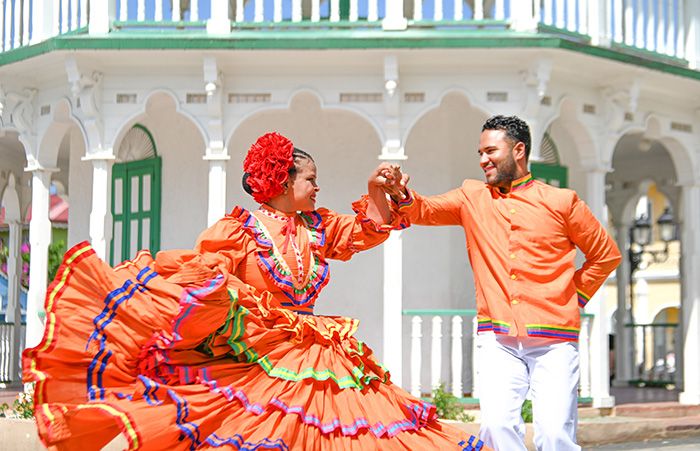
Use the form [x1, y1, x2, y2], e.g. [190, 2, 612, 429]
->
[24, 132, 487, 450]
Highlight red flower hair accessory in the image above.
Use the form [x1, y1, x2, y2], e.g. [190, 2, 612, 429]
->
[243, 132, 295, 204]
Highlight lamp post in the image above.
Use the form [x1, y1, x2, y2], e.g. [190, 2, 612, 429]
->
[627, 207, 677, 381]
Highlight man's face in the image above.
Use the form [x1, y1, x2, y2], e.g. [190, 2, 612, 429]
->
[478, 129, 518, 190]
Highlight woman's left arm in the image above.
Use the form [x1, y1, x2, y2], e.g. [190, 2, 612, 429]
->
[365, 163, 403, 225]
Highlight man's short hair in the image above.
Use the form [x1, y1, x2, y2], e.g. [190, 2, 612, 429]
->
[482, 115, 531, 161]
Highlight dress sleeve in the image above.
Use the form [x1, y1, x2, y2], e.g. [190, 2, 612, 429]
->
[317, 194, 408, 261]
[566, 192, 622, 307]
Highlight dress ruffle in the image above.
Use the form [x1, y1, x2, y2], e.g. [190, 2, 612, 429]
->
[24, 241, 487, 450]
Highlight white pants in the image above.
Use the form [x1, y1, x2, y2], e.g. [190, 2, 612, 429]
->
[476, 332, 581, 451]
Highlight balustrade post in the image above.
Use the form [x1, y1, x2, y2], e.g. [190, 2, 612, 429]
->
[471, 316, 479, 398]
[473, 0, 484, 20]
[89, 0, 115, 34]
[510, 0, 536, 31]
[410, 316, 422, 397]
[451, 316, 463, 397]
[431, 316, 442, 390]
[685, 0, 700, 69]
[579, 316, 591, 398]
[207, 0, 231, 34]
[382, 0, 408, 30]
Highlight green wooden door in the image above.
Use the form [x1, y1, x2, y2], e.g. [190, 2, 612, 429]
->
[531, 161, 568, 189]
[110, 157, 162, 265]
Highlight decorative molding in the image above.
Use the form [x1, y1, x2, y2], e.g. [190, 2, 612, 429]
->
[65, 57, 104, 151]
[7, 88, 38, 136]
[521, 58, 551, 116]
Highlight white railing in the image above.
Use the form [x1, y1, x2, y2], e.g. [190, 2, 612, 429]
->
[404, 309, 594, 400]
[0, 321, 25, 383]
[0, 1, 696, 64]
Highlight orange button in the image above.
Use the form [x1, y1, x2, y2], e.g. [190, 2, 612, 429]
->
[510, 274, 517, 280]
[510, 209, 516, 214]
[511, 299, 519, 305]
[510, 253, 516, 259]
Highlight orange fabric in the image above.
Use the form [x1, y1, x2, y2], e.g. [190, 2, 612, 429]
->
[23, 198, 487, 450]
[398, 174, 621, 341]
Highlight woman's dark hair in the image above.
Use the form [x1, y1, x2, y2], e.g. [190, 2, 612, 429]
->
[242, 147, 314, 196]
[482, 115, 531, 161]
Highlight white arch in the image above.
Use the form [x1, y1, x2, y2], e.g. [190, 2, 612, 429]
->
[109, 89, 209, 155]
[401, 88, 490, 147]
[223, 88, 385, 151]
[0, 173, 21, 223]
[650, 304, 681, 324]
[36, 98, 86, 169]
[542, 96, 599, 168]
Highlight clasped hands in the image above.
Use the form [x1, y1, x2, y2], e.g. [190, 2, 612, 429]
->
[369, 163, 410, 201]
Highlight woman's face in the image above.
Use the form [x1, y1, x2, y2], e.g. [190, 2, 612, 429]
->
[288, 158, 319, 211]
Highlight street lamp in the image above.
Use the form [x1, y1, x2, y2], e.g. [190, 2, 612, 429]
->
[629, 207, 676, 274]
[627, 206, 677, 382]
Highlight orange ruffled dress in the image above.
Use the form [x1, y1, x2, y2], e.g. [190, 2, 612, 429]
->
[23, 197, 488, 450]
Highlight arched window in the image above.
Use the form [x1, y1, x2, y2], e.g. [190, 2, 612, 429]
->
[531, 130, 568, 188]
[110, 125, 162, 265]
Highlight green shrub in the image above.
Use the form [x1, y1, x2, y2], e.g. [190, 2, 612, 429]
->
[430, 383, 475, 423]
[521, 399, 533, 423]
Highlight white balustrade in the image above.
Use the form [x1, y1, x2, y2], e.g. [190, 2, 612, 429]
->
[430, 316, 442, 390]
[451, 316, 463, 397]
[402, 312, 594, 404]
[410, 316, 422, 397]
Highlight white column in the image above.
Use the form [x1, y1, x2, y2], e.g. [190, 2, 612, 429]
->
[205, 157, 229, 226]
[382, 0, 408, 30]
[2, 174, 23, 383]
[89, 0, 116, 34]
[680, 184, 700, 405]
[82, 154, 115, 260]
[7, 219, 23, 382]
[614, 221, 634, 386]
[583, 167, 615, 407]
[25, 169, 53, 349]
[383, 231, 403, 385]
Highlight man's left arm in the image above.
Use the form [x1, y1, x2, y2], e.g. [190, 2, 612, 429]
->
[566, 192, 622, 308]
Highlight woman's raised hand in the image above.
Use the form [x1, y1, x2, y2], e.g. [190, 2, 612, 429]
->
[369, 163, 409, 200]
